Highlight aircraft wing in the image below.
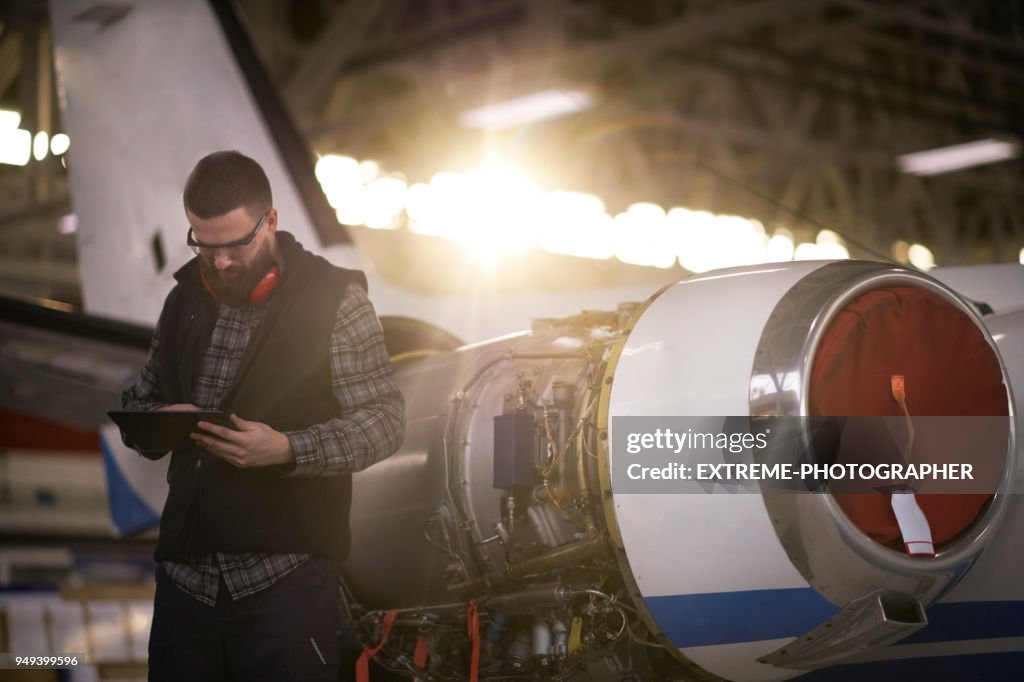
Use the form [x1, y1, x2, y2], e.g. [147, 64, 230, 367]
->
[0, 295, 150, 431]
[0, 295, 167, 535]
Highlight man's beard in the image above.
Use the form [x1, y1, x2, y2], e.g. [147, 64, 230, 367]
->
[199, 241, 277, 307]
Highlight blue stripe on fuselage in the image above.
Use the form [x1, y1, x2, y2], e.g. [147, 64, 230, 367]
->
[645, 588, 840, 648]
[798, 650, 1024, 681]
[900, 601, 1024, 644]
[647, 591, 1024, 648]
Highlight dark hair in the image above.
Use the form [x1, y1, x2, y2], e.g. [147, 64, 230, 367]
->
[183, 150, 272, 219]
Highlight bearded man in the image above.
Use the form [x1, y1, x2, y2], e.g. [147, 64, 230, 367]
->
[120, 150, 405, 681]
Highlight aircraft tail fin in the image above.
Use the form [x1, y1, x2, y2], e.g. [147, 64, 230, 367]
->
[48, 0, 359, 327]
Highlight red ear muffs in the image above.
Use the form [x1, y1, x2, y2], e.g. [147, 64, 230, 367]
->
[249, 265, 279, 304]
[201, 265, 280, 305]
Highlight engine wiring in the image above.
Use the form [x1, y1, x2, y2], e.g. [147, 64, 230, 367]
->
[369, 325, 672, 679]
[542, 391, 597, 479]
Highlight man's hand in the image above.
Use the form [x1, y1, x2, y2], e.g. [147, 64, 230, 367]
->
[190, 414, 295, 468]
[158, 403, 201, 411]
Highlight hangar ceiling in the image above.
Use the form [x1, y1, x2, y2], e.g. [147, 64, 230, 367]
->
[0, 0, 1021, 305]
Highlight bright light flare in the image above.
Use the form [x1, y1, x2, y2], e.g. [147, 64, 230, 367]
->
[460, 170, 544, 255]
[794, 242, 819, 261]
[892, 240, 910, 263]
[0, 109, 20, 129]
[766, 231, 795, 262]
[404, 183, 432, 224]
[362, 176, 407, 229]
[539, 191, 614, 260]
[817, 242, 850, 259]
[50, 133, 70, 155]
[312, 150, 870, 273]
[813, 230, 851, 259]
[359, 159, 380, 184]
[908, 243, 935, 271]
[33, 131, 49, 161]
[0, 128, 31, 166]
[675, 209, 769, 272]
[315, 154, 359, 185]
[316, 155, 366, 224]
[816, 229, 840, 245]
[794, 241, 850, 260]
[407, 172, 467, 238]
[614, 203, 675, 269]
[407, 169, 544, 257]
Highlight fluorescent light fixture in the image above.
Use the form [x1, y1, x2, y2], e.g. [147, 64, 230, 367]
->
[50, 133, 70, 155]
[0, 109, 20, 129]
[897, 138, 1020, 176]
[33, 131, 49, 161]
[0, 128, 32, 166]
[459, 89, 592, 130]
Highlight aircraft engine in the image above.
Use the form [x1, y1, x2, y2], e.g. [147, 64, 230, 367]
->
[342, 260, 1015, 681]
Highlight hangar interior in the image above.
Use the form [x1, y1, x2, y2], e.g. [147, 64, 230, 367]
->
[0, 0, 1022, 304]
[0, 1, 1021, 680]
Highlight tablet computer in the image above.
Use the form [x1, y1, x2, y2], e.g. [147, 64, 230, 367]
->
[107, 410, 236, 452]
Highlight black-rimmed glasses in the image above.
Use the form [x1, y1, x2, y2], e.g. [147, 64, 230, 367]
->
[187, 210, 269, 259]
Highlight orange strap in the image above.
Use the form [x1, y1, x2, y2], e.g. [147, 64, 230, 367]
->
[891, 374, 915, 465]
[467, 601, 481, 682]
[413, 633, 430, 669]
[890, 374, 906, 402]
[356, 609, 399, 682]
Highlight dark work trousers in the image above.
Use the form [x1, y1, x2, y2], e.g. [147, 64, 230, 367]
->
[148, 558, 352, 681]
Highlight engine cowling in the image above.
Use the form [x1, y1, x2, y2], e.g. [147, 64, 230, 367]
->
[603, 260, 1013, 680]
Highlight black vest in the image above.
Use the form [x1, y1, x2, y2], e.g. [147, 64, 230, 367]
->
[154, 232, 366, 562]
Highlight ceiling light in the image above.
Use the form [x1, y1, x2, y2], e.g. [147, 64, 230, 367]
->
[907, 243, 935, 270]
[459, 89, 592, 130]
[0, 109, 21, 129]
[897, 138, 1020, 176]
[50, 133, 70, 155]
[0, 128, 31, 166]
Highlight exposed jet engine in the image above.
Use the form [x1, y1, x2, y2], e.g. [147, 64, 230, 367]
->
[342, 260, 1016, 681]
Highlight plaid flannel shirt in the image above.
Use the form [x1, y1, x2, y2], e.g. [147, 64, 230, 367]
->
[123, 280, 404, 605]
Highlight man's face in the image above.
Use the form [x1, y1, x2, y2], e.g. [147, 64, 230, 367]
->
[187, 206, 277, 307]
